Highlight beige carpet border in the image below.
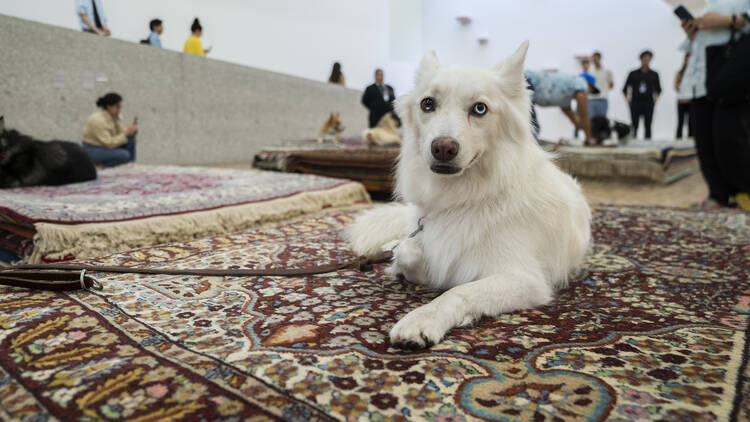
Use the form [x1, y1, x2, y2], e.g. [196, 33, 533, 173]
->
[29, 182, 370, 263]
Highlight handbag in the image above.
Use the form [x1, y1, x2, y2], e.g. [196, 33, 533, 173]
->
[705, 19, 750, 105]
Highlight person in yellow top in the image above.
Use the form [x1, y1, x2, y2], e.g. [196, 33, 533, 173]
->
[183, 18, 211, 56]
[82, 92, 138, 167]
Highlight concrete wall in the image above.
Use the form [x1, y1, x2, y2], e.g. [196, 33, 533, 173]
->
[0, 14, 368, 165]
[0, 0, 408, 97]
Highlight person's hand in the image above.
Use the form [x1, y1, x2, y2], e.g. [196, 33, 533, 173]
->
[674, 72, 682, 91]
[681, 19, 698, 40]
[125, 123, 138, 136]
[103, 26, 111, 36]
[696, 12, 729, 30]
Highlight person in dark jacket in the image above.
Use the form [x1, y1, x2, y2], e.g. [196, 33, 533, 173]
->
[623, 50, 662, 139]
[361, 69, 396, 128]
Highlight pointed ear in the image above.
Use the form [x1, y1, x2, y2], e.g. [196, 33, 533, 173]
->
[493, 40, 529, 81]
[416, 50, 440, 85]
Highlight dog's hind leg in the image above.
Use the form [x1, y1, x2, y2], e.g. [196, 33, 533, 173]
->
[389, 263, 552, 349]
[348, 203, 412, 257]
[386, 236, 429, 284]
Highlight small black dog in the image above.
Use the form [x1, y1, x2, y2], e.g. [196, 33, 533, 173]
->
[591, 116, 631, 145]
[0, 116, 97, 189]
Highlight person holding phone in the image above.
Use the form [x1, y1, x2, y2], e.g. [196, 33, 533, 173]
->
[184, 18, 211, 57]
[82, 93, 138, 167]
[676, 1, 750, 210]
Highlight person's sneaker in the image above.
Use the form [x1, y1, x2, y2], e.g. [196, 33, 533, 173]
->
[736, 192, 750, 211]
[601, 138, 618, 147]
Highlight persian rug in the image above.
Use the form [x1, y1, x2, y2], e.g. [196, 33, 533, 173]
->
[1, 205, 748, 421]
[253, 138, 398, 193]
[0, 165, 369, 263]
[541, 140, 699, 184]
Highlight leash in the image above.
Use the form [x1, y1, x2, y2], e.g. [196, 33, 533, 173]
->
[0, 250, 394, 292]
[390, 216, 426, 251]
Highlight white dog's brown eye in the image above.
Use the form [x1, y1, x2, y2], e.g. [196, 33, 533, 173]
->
[471, 102, 488, 116]
[420, 97, 436, 112]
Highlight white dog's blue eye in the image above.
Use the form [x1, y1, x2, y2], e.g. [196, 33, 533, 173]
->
[420, 97, 436, 112]
[471, 102, 488, 116]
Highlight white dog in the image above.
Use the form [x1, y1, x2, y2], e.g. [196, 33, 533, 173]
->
[348, 41, 591, 348]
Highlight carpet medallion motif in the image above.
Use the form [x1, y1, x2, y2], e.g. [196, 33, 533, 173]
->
[1, 205, 748, 421]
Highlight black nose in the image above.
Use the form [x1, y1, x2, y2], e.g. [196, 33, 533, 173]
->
[431, 137, 459, 161]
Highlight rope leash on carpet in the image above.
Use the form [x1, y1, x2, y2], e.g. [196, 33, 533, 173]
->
[0, 250, 394, 292]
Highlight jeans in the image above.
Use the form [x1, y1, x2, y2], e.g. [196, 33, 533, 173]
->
[575, 98, 608, 138]
[588, 99, 608, 118]
[630, 102, 654, 139]
[82, 135, 136, 167]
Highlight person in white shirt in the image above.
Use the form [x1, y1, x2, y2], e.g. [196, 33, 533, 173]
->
[588, 51, 614, 118]
[75, 0, 110, 36]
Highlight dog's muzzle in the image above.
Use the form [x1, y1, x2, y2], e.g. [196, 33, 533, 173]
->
[430, 137, 461, 174]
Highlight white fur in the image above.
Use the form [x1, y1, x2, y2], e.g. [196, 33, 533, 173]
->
[348, 41, 592, 348]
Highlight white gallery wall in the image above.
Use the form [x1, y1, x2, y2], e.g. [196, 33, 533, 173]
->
[0, 0, 691, 141]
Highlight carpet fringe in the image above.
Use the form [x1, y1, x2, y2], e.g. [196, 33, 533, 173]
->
[28, 182, 370, 263]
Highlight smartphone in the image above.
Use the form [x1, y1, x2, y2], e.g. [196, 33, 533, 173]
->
[133, 116, 138, 124]
[674, 5, 694, 21]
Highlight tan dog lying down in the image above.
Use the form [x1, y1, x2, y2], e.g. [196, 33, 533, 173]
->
[363, 112, 401, 146]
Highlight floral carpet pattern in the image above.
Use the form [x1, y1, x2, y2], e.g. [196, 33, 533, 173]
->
[0, 164, 355, 224]
[1, 205, 749, 421]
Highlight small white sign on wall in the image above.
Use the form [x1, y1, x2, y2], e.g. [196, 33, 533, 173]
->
[52, 70, 66, 88]
[82, 71, 95, 89]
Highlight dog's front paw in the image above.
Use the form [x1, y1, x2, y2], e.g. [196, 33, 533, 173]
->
[389, 303, 451, 349]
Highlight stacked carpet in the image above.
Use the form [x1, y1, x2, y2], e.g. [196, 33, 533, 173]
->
[544, 140, 699, 184]
[253, 137, 398, 193]
[0, 164, 369, 264]
[1, 204, 748, 420]
[254, 138, 699, 195]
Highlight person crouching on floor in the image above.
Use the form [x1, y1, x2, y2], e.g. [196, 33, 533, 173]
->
[524, 70, 600, 146]
[82, 92, 138, 167]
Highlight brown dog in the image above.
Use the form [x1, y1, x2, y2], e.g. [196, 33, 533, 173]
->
[317, 113, 345, 144]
